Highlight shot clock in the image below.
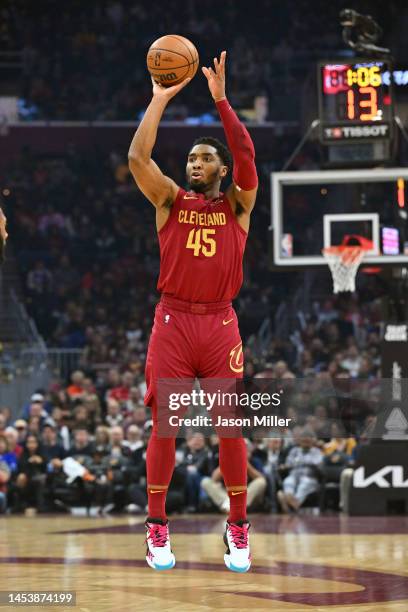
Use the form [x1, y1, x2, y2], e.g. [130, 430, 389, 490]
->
[318, 59, 394, 145]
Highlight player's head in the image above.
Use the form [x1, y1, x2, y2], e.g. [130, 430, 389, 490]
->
[186, 137, 232, 193]
[0, 208, 8, 264]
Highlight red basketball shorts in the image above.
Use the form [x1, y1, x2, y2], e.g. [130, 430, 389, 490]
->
[144, 295, 244, 409]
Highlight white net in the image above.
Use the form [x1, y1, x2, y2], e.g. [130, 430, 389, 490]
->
[322, 246, 366, 293]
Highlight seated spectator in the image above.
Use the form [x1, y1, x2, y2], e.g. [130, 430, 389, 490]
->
[324, 422, 357, 457]
[82, 377, 97, 399]
[340, 345, 362, 378]
[41, 424, 66, 463]
[257, 437, 285, 512]
[27, 416, 41, 436]
[0, 434, 18, 473]
[82, 393, 102, 430]
[14, 419, 28, 446]
[4, 428, 23, 459]
[69, 428, 94, 459]
[277, 428, 323, 513]
[105, 398, 124, 428]
[89, 450, 115, 514]
[109, 426, 126, 457]
[72, 403, 91, 431]
[66, 370, 86, 400]
[94, 425, 111, 456]
[24, 400, 48, 428]
[322, 423, 357, 492]
[177, 432, 210, 513]
[14, 434, 47, 514]
[124, 386, 144, 415]
[125, 434, 148, 514]
[21, 393, 51, 420]
[122, 425, 143, 453]
[102, 428, 131, 511]
[123, 405, 147, 430]
[107, 371, 134, 405]
[49, 408, 71, 451]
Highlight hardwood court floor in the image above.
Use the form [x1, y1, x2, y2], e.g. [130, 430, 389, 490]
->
[1, 514, 408, 612]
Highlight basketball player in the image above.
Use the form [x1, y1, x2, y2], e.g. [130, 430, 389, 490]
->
[128, 51, 258, 572]
[0, 208, 8, 264]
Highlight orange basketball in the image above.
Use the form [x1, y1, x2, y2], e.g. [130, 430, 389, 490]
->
[147, 35, 199, 87]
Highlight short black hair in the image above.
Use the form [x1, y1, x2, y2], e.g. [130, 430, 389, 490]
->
[191, 137, 232, 172]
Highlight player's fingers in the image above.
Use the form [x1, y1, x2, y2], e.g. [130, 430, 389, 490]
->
[214, 57, 219, 73]
[220, 50, 226, 71]
[151, 76, 163, 89]
[202, 66, 211, 80]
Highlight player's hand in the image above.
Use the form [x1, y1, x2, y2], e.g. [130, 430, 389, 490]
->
[202, 50, 226, 102]
[0, 208, 7, 242]
[151, 77, 191, 102]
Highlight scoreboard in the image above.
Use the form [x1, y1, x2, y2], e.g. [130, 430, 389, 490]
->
[318, 60, 394, 145]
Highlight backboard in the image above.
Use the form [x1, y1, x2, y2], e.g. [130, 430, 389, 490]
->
[271, 168, 408, 267]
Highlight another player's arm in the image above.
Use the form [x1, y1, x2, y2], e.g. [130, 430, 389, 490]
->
[202, 51, 258, 230]
[0, 208, 8, 264]
[128, 78, 191, 223]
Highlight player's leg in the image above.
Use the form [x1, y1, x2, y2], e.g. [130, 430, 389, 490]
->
[144, 303, 195, 570]
[198, 307, 251, 572]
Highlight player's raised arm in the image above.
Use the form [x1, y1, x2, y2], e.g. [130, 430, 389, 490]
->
[202, 51, 258, 219]
[0, 208, 8, 264]
[128, 78, 191, 209]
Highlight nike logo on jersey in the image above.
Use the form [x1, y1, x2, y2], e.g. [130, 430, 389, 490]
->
[149, 490, 165, 494]
[231, 490, 245, 496]
[183, 194, 197, 200]
[223, 318, 234, 326]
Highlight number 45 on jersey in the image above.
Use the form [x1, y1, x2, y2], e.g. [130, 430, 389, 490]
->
[186, 228, 216, 257]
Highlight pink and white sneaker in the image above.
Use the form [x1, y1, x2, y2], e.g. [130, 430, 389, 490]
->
[223, 520, 251, 572]
[145, 518, 176, 570]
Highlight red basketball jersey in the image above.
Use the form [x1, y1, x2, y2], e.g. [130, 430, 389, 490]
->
[157, 188, 247, 302]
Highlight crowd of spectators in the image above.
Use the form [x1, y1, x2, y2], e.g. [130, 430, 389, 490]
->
[0, 0, 399, 121]
[0, 274, 383, 516]
[1, 357, 376, 515]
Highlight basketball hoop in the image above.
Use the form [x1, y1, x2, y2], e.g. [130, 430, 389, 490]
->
[322, 236, 372, 293]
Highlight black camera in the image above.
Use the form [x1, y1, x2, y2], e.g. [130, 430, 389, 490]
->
[340, 8, 390, 58]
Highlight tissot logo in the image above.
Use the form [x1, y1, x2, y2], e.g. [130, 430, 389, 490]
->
[354, 465, 408, 488]
[384, 324, 408, 341]
[324, 124, 389, 140]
